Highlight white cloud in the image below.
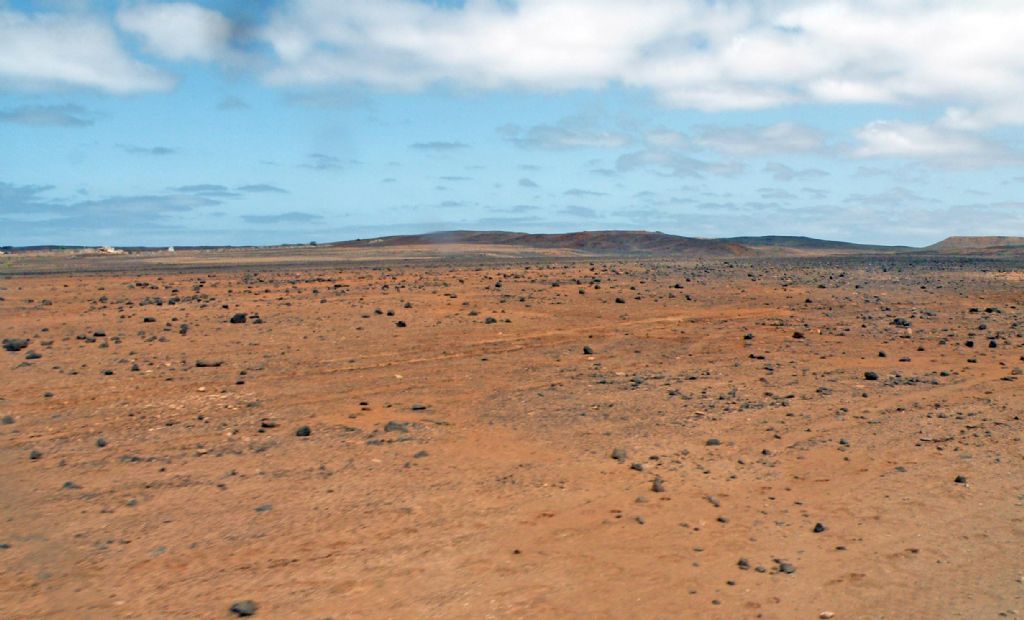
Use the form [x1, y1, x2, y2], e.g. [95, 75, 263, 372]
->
[0, 104, 95, 127]
[502, 121, 632, 150]
[7, 1, 1024, 139]
[853, 120, 1019, 165]
[643, 130, 686, 148]
[616, 148, 744, 179]
[262, 0, 684, 90]
[695, 123, 825, 155]
[0, 9, 172, 93]
[258, 0, 1024, 126]
[117, 3, 233, 62]
[845, 186, 936, 207]
[560, 205, 599, 219]
[764, 163, 829, 182]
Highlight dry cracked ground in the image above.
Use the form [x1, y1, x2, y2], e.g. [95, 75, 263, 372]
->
[1, 254, 1023, 618]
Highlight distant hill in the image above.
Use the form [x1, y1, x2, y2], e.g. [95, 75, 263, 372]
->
[925, 236, 1024, 253]
[723, 235, 909, 252]
[1, 245, 89, 253]
[0, 244, 247, 255]
[8, 232, 1024, 258]
[336, 230, 754, 257]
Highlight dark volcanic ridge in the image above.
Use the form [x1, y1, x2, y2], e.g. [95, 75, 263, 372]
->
[722, 235, 912, 253]
[333, 230, 1017, 257]
[334, 230, 752, 256]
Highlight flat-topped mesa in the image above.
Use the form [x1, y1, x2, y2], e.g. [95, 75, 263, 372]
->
[926, 236, 1024, 252]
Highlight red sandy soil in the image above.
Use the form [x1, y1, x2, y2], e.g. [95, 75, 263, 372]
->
[1, 254, 1022, 619]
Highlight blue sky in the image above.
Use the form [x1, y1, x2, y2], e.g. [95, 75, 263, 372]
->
[1, 0, 1022, 247]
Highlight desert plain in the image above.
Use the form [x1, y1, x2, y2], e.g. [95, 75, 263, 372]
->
[1, 246, 1023, 619]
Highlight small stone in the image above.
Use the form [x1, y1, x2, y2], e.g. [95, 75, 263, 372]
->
[954, 475, 967, 484]
[651, 478, 665, 493]
[96, 438, 107, 448]
[1, 415, 14, 425]
[384, 421, 409, 433]
[705, 438, 721, 446]
[778, 562, 796, 574]
[396, 320, 407, 327]
[582, 345, 593, 355]
[294, 426, 311, 437]
[864, 371, 879, 381]
[229, 313, 247, 324]
[230, 600, 258, 617]
[29, 449, 42, 460]
[813, 522, 826, 533]
[611, 448, 627, 461]
[737, 558, 750, 570]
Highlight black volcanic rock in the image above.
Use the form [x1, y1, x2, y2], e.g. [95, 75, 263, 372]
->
[3, 338, 29, 352]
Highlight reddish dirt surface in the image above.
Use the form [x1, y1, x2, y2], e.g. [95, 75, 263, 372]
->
[2, 254, 1023, 618]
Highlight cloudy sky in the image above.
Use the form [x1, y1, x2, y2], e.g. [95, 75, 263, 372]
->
[1, 0, 1023, 247]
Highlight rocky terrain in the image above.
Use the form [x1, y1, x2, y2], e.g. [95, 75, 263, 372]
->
[1, 250, 1022, 618]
